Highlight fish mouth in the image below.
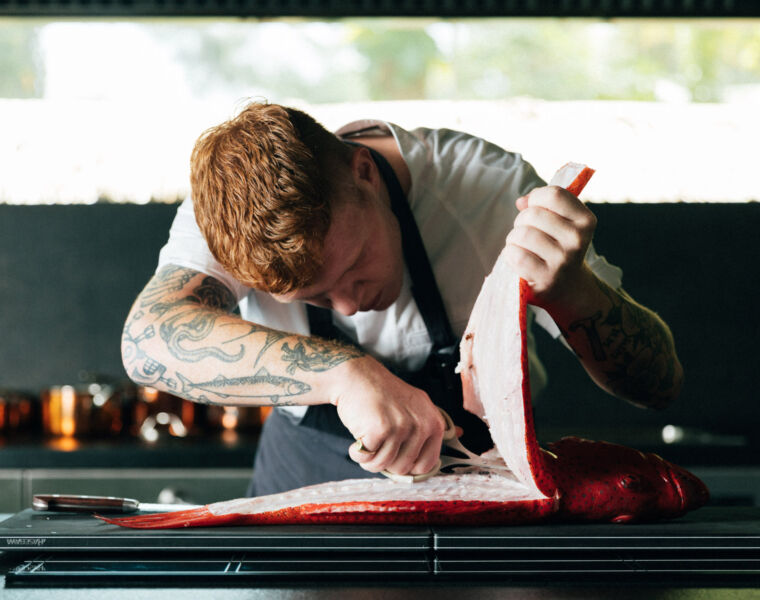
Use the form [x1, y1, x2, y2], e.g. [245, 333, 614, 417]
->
[654, 454, 709, 514]
[647, 453, 686, 514]
[672, 464, 710, 512]
[665, 462, 687, 513]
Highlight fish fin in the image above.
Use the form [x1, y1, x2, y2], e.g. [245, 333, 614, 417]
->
[612, 514, 635, 524]
[176, 372, 193, 392]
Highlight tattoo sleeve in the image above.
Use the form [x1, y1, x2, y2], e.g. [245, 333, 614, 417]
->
[565, 278, 682, 409]
[281, 337, 365, 375]
[122, 265, 363, 407]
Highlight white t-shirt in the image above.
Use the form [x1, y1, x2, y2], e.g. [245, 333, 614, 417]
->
[157, 121, 622, 417]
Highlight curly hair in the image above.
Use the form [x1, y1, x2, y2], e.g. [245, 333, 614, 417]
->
[190, 102, 352, 294]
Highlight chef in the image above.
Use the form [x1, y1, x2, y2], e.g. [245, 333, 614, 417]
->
[121, 101, 683, 496]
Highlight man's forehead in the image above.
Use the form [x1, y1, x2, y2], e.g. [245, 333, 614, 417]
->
[271, 201, 365, 304]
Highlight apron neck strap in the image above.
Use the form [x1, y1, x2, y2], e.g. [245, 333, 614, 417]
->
[344, 142, 457, 351]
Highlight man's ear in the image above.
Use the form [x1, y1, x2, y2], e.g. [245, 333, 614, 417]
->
[350, 147, 380, 191]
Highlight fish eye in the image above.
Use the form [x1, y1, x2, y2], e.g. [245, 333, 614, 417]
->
[618, 474, 642, 491]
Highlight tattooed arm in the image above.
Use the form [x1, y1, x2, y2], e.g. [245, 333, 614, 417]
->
[121, 264, 364, 408]
[550, 270, 683, 409]
[122, 265, 446, 475]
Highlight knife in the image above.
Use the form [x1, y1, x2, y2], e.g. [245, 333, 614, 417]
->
[32, 494, 201, 513]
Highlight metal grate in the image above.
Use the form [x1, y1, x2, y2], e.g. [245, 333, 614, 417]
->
[0, 0, 758, 18]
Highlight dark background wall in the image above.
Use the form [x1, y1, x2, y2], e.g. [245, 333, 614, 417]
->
[0, 204, 177, 391]
[1, 202, 758, 440]
[533, 203, 758, 441]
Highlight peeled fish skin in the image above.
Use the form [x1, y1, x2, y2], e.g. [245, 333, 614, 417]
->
[98, 431, 707, 528]
[99, 164, 708, 529]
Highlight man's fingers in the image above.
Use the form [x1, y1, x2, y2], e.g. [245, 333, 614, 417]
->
[513, 206, 578, 241]
[354, 437, 378, 455]
[381, 436, 425, 476]
[350, 436, 402, 473]
[513, 205, 586, 251]
[349, 434, 382, 465]
[505, 230, 548, 272]
[507, 223, 562, 261]
[519, 186, 595, 226]
[409, 434, 445, 476]
[349, 410, 445, 476]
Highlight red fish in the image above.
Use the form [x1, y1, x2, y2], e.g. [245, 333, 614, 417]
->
[100, 164, 708, 530]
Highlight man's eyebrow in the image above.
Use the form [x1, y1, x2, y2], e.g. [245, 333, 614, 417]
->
[299, 231, 365, 304]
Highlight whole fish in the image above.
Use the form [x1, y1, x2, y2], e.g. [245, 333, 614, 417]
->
[101, 165, 708, 529]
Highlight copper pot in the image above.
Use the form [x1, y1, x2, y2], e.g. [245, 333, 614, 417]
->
[41, 383, 127, 437]
[205, 405, 271, 433]
[132, 387, 199, 442]
[0, 390, 38, 436]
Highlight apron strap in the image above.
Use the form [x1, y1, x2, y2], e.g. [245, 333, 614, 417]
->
[306, 144, 456, 353]
[367, 146, 457, 352]
[300, 143, 491, 453]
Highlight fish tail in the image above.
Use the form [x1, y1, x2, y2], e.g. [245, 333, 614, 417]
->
[96, 506, 224, 529]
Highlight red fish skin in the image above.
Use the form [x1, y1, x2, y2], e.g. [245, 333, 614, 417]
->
[564, 167, 595, 197]
[545, 437, 709, 523]
[98, 498, 559, 529]
[519, 278, 556, 499]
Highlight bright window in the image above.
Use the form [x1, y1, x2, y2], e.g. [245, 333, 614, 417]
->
[2, 18, 759, 203]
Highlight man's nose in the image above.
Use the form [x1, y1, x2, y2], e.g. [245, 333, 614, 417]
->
[329, 283, 360, 316]
[330, 296, 359, 316]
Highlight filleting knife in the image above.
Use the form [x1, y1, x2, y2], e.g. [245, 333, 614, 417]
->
[32, 493, 200, 513]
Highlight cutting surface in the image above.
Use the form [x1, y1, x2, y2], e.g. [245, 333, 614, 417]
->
[432, 508, 760, 582]
[2, 508, 757, 552]
[433, 506, 760, 548]
[0, 508, 758, 587]
[0, 509, 430, 552]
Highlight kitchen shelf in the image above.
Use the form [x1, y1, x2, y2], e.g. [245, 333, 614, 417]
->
[0, 433, 259, 469]
[536, 426, 758, 468]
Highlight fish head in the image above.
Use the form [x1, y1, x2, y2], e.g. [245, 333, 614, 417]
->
[547, 437, 709, 523]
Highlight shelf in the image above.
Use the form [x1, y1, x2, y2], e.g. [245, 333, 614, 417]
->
[0, 433, 259, 469]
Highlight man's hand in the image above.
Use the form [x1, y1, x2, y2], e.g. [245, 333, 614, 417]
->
[330, 355, 446, 477]
[505, 185, 597, 312]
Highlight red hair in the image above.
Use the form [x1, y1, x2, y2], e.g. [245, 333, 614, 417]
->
[190, 102, 351, 294]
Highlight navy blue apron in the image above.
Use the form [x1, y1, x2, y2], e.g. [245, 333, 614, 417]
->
[248, 146, 492, 497]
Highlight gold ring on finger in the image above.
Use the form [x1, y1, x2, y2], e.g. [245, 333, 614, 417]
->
[355, 437, 377, 454]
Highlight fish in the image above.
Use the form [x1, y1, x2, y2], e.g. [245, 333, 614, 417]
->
[177, 368, 310, 403]
[100, 164, 708, 529]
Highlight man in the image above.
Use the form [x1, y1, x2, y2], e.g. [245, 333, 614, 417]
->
[122, 102, 683, 496]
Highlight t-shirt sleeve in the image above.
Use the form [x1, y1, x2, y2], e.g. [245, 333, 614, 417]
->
[156, 197, 250, 302]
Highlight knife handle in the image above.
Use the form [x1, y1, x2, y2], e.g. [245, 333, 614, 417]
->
[32, 494, 139, 513]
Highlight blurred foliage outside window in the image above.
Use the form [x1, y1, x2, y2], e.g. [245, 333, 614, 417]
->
[1, 18, 759, 203]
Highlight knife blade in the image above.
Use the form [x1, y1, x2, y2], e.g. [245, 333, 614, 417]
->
[32, 494, 200, 513]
